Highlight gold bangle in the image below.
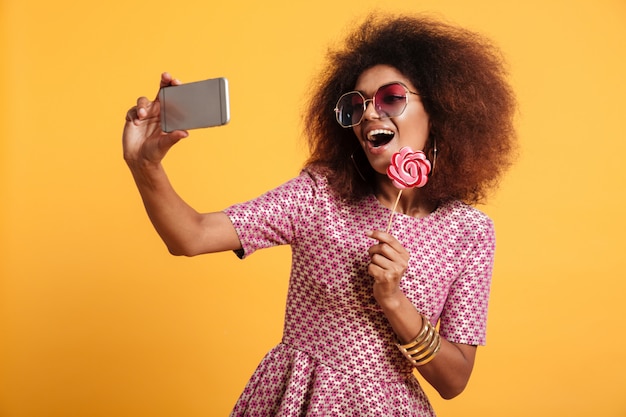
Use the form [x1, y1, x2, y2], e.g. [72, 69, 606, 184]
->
[398, 314, 430, 347]
[409, 330, 438, 362]
[404, 326, 435, 358]
[414, 333, 442, 366]
[406, 316, 430, 346]
[396, 314, 442, 367]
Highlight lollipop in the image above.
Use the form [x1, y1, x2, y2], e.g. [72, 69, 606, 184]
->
[385, 147, 432, 233]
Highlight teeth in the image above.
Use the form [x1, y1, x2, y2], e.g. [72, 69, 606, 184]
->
[367, 129, 394, 140]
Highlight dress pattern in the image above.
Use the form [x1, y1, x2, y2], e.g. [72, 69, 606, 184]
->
[224, 169, 495, 417]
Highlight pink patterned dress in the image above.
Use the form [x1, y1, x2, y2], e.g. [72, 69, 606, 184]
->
[224, 168, 495, 417]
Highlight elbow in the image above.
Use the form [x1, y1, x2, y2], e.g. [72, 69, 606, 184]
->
[440, 389, 462, 400]
[167, 247, 189, 257]
[438, 380, 469, 400]
[166, 243, 202, 257]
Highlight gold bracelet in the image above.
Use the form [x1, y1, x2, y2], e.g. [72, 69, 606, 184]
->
[396, 314, 442, 367]
[397, 314, 432, 352]
[415, 333, 442, 366]
[409, 330, 438, 361]
[404, 326, 435, 358]
[407, 316, 431, 346]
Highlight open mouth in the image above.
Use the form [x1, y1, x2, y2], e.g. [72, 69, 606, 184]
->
[366, 129, 395, 148]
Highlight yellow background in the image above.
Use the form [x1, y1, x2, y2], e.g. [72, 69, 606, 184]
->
[2, 0, 625, 416]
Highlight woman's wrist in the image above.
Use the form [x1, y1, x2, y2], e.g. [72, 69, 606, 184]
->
[374, 288, 404, 311]
[127, 159, 169, 191]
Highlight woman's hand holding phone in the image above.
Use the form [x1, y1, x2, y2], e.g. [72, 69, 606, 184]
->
[123, 73, 189, 168]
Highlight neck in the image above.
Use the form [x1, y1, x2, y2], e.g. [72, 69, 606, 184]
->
[374, 176, 436, 218]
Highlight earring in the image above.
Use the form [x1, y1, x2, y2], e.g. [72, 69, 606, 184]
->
[430, 138, 437, 175]
[350, 153, 367, 181]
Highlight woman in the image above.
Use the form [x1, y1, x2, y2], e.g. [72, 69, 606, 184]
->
[123, 13, 516, 417]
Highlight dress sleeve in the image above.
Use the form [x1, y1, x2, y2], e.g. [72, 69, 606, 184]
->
[438, 217, 495, 346]
[223, 169, 319, 259]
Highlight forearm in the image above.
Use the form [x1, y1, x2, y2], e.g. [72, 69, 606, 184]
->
[415, 337, 476, 399]
[127, 160, 219, 256]
[378, 293, 476, 399]
[122, 73, 242, 256]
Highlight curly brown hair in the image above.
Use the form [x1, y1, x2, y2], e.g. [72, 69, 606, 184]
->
[303, 13, 517, 205]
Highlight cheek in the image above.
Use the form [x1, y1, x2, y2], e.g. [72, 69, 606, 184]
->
[401, 113, 430, 141]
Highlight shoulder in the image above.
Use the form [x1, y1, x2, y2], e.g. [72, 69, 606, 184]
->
[249, 167, 337, 212]
[247, 167, 330, 201]
[436, 200, 494, 236]
[299, 166, 331, 189]
[285, 166, 336, 201]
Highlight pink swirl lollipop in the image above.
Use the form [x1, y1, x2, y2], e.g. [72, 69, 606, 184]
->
[386, 146, 431, 189]
[384, 147, 432, 233]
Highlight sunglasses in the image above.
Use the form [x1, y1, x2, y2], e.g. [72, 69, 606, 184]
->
[334, 82, 420, 128]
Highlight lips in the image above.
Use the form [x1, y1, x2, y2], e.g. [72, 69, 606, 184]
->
[366, 128, 395, 148]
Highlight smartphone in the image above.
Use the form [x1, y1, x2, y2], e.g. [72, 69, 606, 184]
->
[159, 77, 230, 132]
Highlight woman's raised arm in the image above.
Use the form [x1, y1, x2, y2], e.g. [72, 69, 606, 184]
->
[123, 72, 241, 256]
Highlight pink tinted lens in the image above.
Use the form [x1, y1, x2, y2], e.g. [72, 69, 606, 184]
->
[374, 83, 408, 117]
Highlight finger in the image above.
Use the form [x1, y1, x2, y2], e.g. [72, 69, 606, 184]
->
[125, 105, 149, 126]
[159, 72, 174, 88]
[125, 106, 137, 122]
[370, 245, 407, 269]
[369, 252, 394, 270]
[156, 73, 183, 101]
[368, 240, 403, 261]
[167, 130, 189, 141]
[136, 96, 150, 107]
[135, 96, 156, 119]
[159, 72, 183, 88]
[156, 130, 189, 155]
[368, 262, 384, 278]
[368, 229, 397, 245]
[368, 261, 402, 284]
[367, 230, 409, 256]
[368, 241, 388, 257]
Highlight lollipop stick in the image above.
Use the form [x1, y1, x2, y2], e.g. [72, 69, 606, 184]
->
[385, 190, 403, 233]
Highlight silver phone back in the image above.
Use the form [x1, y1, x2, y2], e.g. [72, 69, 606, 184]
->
[159, 77, 230, 132]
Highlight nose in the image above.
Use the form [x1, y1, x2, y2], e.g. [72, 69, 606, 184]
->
[362, 98, 380, 121]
